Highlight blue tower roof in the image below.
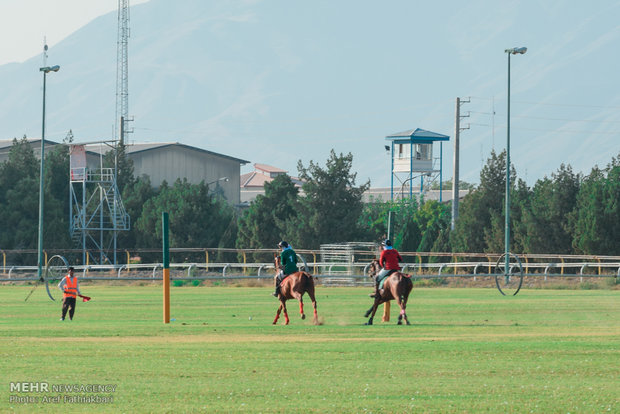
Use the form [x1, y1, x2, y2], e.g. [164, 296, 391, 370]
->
[385, 128, 449, 142]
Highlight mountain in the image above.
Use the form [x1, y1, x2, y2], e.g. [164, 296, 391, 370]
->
[1, 0, 619, 187]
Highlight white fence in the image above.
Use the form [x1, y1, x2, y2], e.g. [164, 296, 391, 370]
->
[2, 260, 619, 285]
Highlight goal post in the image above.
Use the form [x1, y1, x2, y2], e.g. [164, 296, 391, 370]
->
[162, 212, 170, 323]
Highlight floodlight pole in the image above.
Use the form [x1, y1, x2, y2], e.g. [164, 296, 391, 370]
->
[37, 64, 60, 281]
[504, 47, 526, 274]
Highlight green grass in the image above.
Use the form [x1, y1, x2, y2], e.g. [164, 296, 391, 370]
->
[1, 286, 618, 413]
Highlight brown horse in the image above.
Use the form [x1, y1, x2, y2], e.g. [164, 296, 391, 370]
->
[272, 255, 318, 325]
[364, 259, 413, 325]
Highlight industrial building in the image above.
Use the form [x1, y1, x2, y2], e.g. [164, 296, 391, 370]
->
[82, 142, 249, 205]
[0, 138, 249, 206]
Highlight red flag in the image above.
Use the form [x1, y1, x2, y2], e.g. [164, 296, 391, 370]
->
[79, 295, 91, 302]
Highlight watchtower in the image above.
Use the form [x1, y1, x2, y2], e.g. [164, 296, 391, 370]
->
[385, 128, 450, 201]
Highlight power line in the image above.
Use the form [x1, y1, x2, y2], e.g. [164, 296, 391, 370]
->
[513, 100, 620, 110]
[510, 114, 620, 124]
[470, 96, 620, 110]
[503, 126, 618, 135]
[471, 110, 620, 124]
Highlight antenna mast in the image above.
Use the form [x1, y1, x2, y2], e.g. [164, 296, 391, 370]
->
[115, 0, 132, 145]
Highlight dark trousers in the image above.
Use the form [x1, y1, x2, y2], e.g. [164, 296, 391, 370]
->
[61, 297, 77, 320]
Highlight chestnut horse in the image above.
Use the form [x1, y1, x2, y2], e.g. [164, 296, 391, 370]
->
[364, 259, 413, 325]
[272, 255, 318, 325]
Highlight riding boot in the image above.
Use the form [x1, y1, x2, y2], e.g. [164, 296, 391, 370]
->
[369, 282, 380, 298]
[272, 284, 280, 297]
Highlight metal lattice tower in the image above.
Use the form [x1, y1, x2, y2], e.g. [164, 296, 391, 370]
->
[69, 143, 130, 265]
[115, 0, 132, 145]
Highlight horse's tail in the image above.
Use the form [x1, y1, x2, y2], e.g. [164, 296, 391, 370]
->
[302, 271, 314, 289]
[402, 273, 414, 296]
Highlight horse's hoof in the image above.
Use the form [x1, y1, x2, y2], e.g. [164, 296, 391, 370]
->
[365, 320, 373, 326]
[406, 321, 411, 325]
[397, 321, 402, 325]
[364, 310, 372, 318]
[301, 314, 306, 320]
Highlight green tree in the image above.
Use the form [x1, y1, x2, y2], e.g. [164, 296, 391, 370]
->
[516, 164, 580, 254]
[431, 179, 476, 191]
[42, 144, 72, 249]
[415, 200, 451, 253]
[359, 198, 450, 255]
[484, 178, 529, 253]
[236, 174, 299, 261]
[570, 155, 620, 255]
[358, 199, 419, 248]
[135, 179, 234, 249]
[0, 138, 73, 251]
[289, 150, 370, 248]
[0, 138, 40, 250]
[118, 175, 156, 248]
[451, 150, 516, 253]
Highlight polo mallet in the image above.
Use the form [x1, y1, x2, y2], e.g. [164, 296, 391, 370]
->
[24, 277, 44, 302]
[44, 255, 69, 302]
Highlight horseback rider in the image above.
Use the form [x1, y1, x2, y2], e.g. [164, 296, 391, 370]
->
[370, 239, 403, 298]
[273, 241, 298, 297]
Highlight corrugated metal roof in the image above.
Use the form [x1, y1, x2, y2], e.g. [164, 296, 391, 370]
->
[0, 138, 58, 150]
[386, 128, 449, 142]
[83, 142, 250, 165]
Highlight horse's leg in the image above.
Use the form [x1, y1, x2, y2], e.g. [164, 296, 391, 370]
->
[365, 299, 381, 325]
[306, 280, 318, 325]
[394, 291, 412, 325]
[306, 276, 319, 325]
[298, 296, 305, 320]
[401, 292, 411, 325]
[364, 288, 380, 318]
[273, 303, 283, 325]
[283, 303, 290, 325]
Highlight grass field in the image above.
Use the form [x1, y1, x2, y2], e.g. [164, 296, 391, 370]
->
[1, 285, 618, 413]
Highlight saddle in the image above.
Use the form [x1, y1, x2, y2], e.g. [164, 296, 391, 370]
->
[378, 270, 410, 289]
[377, 269, 397, 290]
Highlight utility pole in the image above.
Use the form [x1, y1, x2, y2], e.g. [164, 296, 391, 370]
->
[451, 97, 469, 231]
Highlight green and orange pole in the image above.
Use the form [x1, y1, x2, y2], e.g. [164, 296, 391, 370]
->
[162, 212, 170, 323]
[382, 301, 391, 322]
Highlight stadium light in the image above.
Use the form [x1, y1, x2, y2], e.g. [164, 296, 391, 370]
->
[504, 46, 526, 275]
[36, 64, 60, 281]
[207, 177, 229, 187]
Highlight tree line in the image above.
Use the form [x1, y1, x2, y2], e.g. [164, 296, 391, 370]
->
[1, 137, 619, 263]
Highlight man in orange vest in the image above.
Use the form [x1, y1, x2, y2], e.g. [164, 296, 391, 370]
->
[57, 267, 81, 321]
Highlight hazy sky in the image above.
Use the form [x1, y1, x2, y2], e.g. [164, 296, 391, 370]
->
[0, 0, 148, 65]
[1, 0, 619, 188]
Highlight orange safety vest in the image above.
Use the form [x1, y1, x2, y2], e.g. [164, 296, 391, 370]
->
[63, 276, 78, 298]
